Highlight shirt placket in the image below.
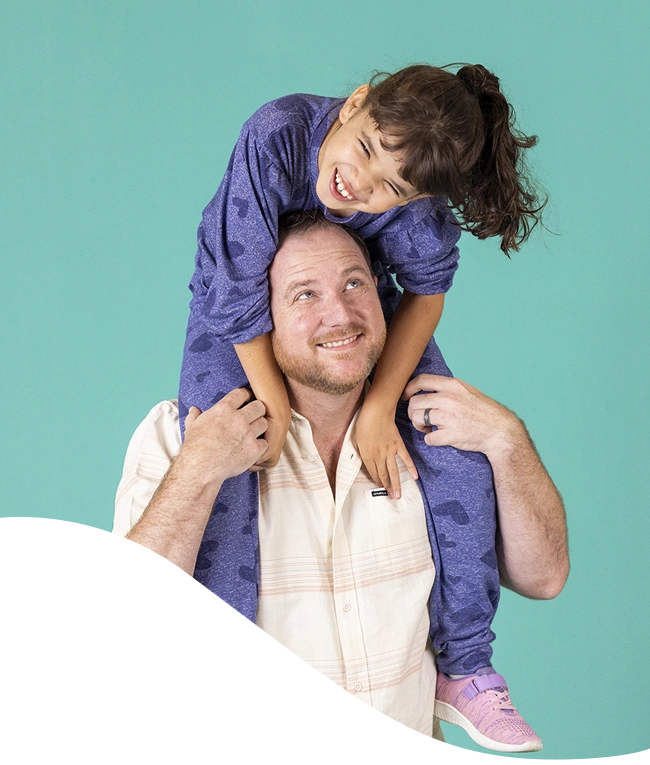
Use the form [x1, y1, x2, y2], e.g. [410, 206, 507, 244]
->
[331, 445, 371, 698]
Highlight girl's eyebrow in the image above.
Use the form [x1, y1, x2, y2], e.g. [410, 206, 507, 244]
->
[362, 131, 408, 197]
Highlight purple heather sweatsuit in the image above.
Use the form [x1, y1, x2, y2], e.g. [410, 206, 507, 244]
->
[179, 94, 499, 675]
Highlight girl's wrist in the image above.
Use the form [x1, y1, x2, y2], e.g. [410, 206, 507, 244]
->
[360, 394, 397, 419]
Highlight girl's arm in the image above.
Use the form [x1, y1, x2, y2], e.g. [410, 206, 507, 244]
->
[235, 334, 292, 468]
[356, 290, 444, 497]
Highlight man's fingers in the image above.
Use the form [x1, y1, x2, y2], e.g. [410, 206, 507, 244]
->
[243, 399, 266, 423]
[255, 437, 269, 458]
[424, 429, 449, 447]
[251, 416, 269, 438]
[185, 406, 202, 429]
[222, 387, 253, 410]
[402, 374, 461, 401]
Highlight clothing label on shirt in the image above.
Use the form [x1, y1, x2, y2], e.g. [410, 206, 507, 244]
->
[371, 489, 389, 497]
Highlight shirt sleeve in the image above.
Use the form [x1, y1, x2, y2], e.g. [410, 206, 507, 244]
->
[370, 202, 461, 295]
[113, 400, 182, 537]
[189, 123, 296, 344]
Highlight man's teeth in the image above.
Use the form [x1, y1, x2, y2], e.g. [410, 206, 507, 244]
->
[320, 336, 358, 348]
[335, 172, 353, 199]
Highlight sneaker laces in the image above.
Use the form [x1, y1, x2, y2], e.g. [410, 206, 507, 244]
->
[484, 688, 517, 713]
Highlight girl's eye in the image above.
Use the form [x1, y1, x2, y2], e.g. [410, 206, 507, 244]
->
[345, 279, 362, 289]
[359, 140, 370, 158]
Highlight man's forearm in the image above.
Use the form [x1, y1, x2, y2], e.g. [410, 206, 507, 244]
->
[126, 454, 222, 575]
[487, 417, 569, 599]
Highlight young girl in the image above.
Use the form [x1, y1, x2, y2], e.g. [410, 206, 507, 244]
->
[180, 64, 544, 752]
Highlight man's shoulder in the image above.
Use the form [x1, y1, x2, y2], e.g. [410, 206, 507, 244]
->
[123, 400, 181, 468]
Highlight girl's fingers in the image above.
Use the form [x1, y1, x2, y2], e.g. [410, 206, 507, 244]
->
[398, 446, 419, 481]
[377, 462, 392, 495]
[386, 457, 401, 500]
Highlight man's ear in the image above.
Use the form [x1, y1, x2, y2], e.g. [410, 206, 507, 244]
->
[339, 84, 371, 124]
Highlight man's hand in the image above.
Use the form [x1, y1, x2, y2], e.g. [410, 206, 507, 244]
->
[126, 389, 268, 575]
[402, 374, 519, 460]
[403, 373, 569, 600]
[356, 399, 418, 499]
[180, 389, 269, 489]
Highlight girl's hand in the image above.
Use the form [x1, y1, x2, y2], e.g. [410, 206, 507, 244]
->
[356, 401, 418, 499]
[251, 396, 292, 470]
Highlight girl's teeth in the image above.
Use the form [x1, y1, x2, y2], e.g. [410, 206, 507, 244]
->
[335, 172, 352, 199]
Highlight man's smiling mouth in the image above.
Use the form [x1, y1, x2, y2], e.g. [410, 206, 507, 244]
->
[317, 333, 361, 348]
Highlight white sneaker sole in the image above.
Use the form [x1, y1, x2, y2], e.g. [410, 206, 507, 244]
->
[434, 700, 543, 753]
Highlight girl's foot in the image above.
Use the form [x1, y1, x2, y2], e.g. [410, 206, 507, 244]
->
[434, 670, 542, 752]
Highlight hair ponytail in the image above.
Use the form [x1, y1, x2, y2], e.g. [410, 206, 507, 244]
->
[455, 64, 544, 254]
[363, 64, 545, 255]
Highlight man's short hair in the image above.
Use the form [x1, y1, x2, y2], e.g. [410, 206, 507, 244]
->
[277, 209, 372, 269]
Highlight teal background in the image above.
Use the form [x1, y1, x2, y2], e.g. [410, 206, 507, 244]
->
[1, 1, 648, 758]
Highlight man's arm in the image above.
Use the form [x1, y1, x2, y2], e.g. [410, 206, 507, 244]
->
[403, 374, 569, 600]
[126, 390, 268, 575]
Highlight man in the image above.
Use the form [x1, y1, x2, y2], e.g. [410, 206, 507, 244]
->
[115, 211, 568, 749]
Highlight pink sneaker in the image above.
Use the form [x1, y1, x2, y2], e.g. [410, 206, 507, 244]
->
[435, 671, 543, 753]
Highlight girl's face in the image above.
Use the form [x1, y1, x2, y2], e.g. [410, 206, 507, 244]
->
[316, 85, 426, 217]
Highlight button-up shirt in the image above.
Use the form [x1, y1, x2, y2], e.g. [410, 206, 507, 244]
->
[115, 400, 442, 739]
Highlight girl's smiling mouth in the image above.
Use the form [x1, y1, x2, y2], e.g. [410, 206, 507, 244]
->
[330, 169, 359, 202]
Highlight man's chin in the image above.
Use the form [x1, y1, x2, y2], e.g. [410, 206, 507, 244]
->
[284, 362, 367, 396]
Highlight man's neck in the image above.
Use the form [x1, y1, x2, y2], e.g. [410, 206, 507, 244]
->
[285, 379, 364, 490]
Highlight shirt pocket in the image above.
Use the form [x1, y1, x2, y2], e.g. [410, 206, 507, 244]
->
[364, 476, 431, 573]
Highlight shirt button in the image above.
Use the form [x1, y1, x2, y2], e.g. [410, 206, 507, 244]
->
[354, 682, 363, 692]
[308, 454, 316, 461]
[343, 603, 351, 612]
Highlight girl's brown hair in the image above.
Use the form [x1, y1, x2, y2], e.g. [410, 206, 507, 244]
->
[362, 64, 545, 255]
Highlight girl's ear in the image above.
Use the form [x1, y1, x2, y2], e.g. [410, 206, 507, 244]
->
[339, 84, 371, 124]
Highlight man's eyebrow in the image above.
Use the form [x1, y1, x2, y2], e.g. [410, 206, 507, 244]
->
[283, 278, 317, 299]
[283, 265, 369, 299]
[341, 264, 370, 279]
[362, 131, 408, 197]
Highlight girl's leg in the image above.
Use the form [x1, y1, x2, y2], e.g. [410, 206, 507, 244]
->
[178, 315, 259, 621]
[377, 272, 500, 676]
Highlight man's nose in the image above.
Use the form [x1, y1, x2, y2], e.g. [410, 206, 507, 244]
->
[321, 295, 355, 326]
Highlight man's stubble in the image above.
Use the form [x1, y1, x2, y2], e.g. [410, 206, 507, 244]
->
[272, 323, 386, 395]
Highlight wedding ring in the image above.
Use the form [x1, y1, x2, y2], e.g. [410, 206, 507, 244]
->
[423, 408, 432, 428]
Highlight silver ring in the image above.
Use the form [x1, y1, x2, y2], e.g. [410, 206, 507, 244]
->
[423, 408, 432, 428]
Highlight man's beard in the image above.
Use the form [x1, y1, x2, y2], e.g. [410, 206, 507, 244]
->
[272, 324, 386, 395]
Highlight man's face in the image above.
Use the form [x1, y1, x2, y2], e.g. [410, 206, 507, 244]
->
[269, 226, 386, 395]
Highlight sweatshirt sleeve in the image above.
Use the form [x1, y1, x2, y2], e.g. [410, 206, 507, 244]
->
[370, 202, 461, 295]
[189, 123, 295, 344]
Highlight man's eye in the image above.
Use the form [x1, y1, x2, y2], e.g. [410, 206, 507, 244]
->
[359, 140, 370, 158]
[296, 291, 315, 301]
[345, 279, 362, 289]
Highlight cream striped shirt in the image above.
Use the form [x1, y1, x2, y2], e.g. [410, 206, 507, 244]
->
[114, 400, 442, 739]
